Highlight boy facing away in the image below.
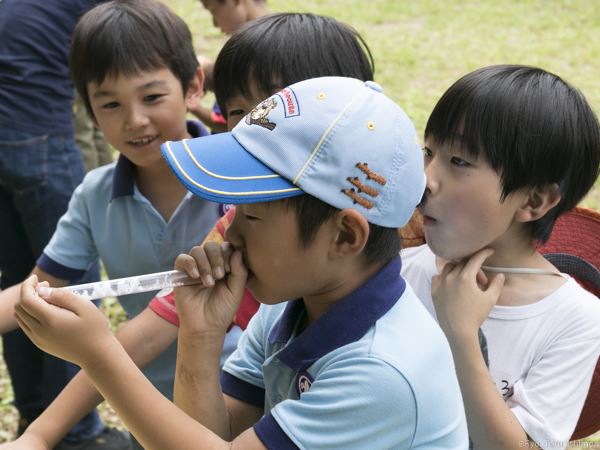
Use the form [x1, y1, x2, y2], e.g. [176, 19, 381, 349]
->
[0, 0, 247, 445]
[200, 0, 268, 35]
[15, 77, 469, 449]
[401, 65, 600, 449]
[190, 0, 270, 132]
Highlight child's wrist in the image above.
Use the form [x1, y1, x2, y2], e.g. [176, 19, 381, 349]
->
[79, 335, 124, 372]
[444, 325, 480, 348]
[178, 326, 227, 346]
[177, 328, 226, 362]
[13, 430, 53, 450]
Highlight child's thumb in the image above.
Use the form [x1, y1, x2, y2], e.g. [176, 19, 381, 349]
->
[486, 273, 505, 301]
[227, 250, 248, 300]
[39, 286, 85, 314]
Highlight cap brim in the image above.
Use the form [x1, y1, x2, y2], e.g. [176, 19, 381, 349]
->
[161, 133, 303, 204]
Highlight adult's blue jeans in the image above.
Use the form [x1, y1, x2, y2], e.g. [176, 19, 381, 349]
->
[0, 127, 104, 443]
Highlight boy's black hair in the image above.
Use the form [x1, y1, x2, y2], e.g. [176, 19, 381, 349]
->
[425, 64, 600, 243]
[70, 0, 199, 118]
[283, 195, 400, 265]
[213, 12, 375, 116]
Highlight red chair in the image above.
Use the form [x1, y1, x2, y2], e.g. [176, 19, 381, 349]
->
[539, 207, 600, 440]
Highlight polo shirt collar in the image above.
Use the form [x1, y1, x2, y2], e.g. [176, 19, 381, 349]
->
[269, 256, 405, 372]
[111, 120, 210, 200]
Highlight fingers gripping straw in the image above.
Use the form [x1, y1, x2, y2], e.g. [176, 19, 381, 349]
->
[58, 270, 202, 301]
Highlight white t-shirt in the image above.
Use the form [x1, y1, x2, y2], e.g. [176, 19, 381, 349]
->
[401, 244, 600, 450]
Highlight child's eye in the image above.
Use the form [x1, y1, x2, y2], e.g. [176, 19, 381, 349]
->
[244, 214, 260, 222]
[422, 147, 433, 158]
[228, 108, 245, 117]
[144, 94, 163, 103]
[101, 101, 120, 110]
[450, 156, 471, 167]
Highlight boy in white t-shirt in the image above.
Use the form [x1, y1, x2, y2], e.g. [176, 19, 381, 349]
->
[401, 64, 600, 450]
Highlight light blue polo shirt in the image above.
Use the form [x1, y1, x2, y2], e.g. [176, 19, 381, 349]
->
[38, 121, 224, 398]
[221, 257, 468, 449]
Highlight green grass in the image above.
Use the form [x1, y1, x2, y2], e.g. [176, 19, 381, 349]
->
[1, 0, 599, 445]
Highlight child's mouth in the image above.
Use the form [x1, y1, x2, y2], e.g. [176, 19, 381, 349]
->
[422, 215, 437, 226]
[128, 134, 159, 147]
[418, 208, 437, 226]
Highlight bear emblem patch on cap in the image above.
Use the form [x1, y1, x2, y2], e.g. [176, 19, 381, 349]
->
[245, 97, 278, 130]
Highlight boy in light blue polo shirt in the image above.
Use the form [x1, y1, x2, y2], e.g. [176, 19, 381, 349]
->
[0, 2, 241, 447]
[15, 76, 468, 449]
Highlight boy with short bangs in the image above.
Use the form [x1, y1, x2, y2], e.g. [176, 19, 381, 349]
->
[401, 65, 600, 449]
[15, 77, 469, 449]
[0, 0, 246, 446]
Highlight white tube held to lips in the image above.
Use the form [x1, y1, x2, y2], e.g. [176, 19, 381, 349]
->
[60, 270, 202, 301]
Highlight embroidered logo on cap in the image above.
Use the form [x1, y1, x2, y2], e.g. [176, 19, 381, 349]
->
[276, 88, 300, 118]
[341, 162, 387, 210]
[245, 98, 277, 130]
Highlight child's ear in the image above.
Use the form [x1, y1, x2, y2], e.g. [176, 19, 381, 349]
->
[330, 209, 370, 258]
[515, 183, 561, 223]
[185, 67, 205, 110]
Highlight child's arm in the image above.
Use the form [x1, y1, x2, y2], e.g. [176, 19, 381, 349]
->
[0, 283, 21, 333]
[431, 249, 541, 450]
[6, 307, 178, 450]
[0, 266, 67, 334]
[14, 276, 268, 450]
[171, 241, 258, 437]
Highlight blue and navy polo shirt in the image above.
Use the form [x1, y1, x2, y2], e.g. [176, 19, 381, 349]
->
[222, 257, 469, 449]
[37, 121, 222, 398]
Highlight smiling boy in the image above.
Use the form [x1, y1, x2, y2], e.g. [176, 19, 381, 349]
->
[0, 1, 247, 448]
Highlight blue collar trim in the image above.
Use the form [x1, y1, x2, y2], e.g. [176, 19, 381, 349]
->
[111, 120, 210, 200]
[269, 256, 405, 372]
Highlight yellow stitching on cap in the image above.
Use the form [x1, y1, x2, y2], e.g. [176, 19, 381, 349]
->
[317, 93, 326, 100]
[165, 142, 301, 196]
[181, 140, 280, 181]
[367, 121, 375, 130]
[293, 91, 363, 184]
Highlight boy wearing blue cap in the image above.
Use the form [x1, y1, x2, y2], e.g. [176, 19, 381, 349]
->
[15, 77, 468, 449]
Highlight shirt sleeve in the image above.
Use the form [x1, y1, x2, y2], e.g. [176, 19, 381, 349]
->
[221, 306, 268, 407]
[201, 206, 236, 246]
[509, 294, 600, 449]
[254, 357, 417, 450]
[37, 179, 99, 281]
[148, 289, 179, 326]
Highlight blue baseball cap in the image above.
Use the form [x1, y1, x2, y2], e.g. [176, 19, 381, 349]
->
[161, 77, 425, 228]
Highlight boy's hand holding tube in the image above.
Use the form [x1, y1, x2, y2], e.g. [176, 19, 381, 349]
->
[173, 241, 248, 335]
[14, 275, 119, 368]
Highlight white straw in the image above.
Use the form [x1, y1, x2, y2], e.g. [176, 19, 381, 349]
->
[60, 270, 202, 301]
[481, 266, 561, 276]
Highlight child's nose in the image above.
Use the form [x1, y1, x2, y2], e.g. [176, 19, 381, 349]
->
[224, 213, 243, 249]
[124, 106, 150, 130]
[424, 162, 439, 195]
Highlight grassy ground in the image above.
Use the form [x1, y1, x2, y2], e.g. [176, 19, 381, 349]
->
[1, 0, 599, 447]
